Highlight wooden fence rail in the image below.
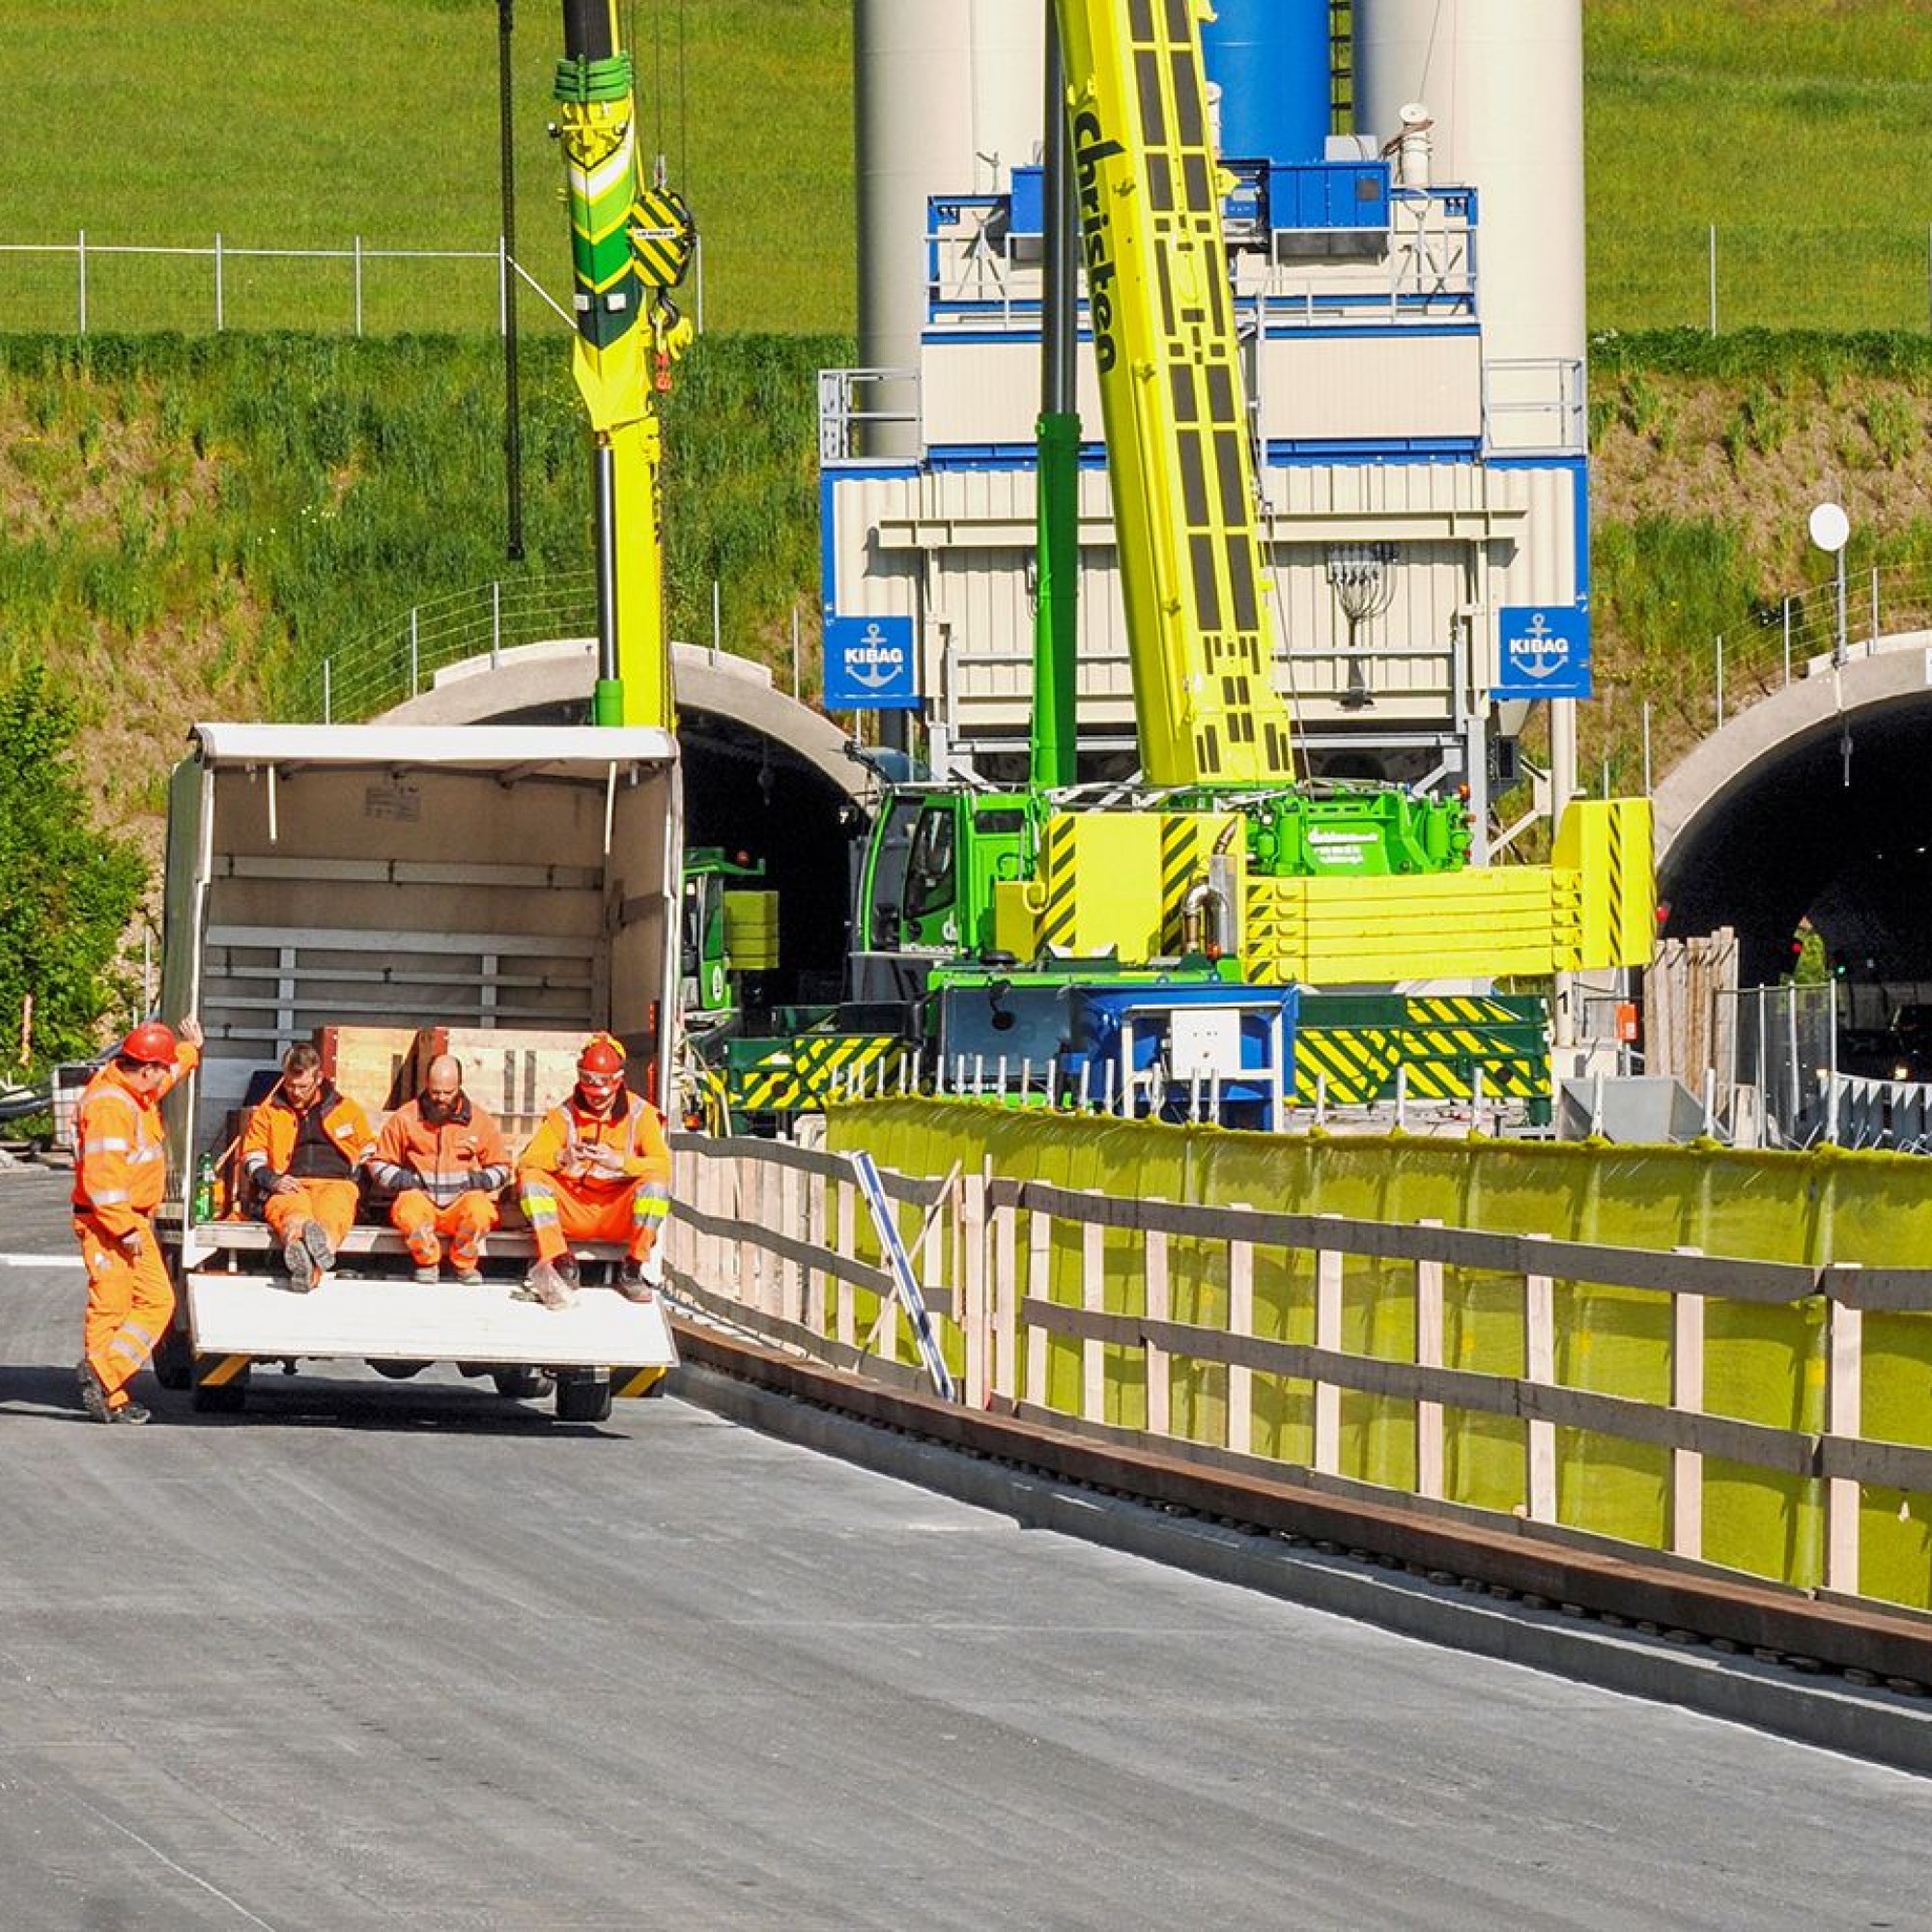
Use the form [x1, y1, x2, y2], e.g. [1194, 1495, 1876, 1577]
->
[664, 1133, 1932, 1606]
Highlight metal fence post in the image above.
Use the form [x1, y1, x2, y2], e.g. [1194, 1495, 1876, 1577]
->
[355, 235, 364, 337]
[410, 608, 420, 696]
[323, 658, 332, 724]
[696, 232, 705, 335]
[76, 228, 86, 334]
[491, 581, 502, 667]
[214, 232, 224, 331]
[1708, 223, 1718, 336]
[1715, 633, 1724, 724]
[1782, 595, 1792, 685]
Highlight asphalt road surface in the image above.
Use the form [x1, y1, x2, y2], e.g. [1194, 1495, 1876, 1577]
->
[1, 1163, 1928, 1931]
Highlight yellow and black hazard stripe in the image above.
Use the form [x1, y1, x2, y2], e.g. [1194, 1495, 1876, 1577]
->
[1037, 818, 1081, 954]
[197, 1353, 251, 1388]
[1293, 1028, 1400, 1106]
[729, 1035, 912, 1116]
[612, 1365, 669, 1400]
[629, 186, 696, 290]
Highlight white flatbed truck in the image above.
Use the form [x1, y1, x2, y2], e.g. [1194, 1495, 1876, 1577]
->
[154, 723, 685, 1424]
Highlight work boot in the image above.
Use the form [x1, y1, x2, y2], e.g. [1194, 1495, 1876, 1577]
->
[518, 1259, 579, 1311]
[452, 1264, 484, 1287]
[100, 1397, 151, 1426]
[412, 1264, 440, 1286]
[615, 1256, 657, 1304]
[301, 1220, 337, 1280]
[553, 1255, 581, 1289]
[76, 1360, 110, 1422]
[284, 1235, 317, 1293]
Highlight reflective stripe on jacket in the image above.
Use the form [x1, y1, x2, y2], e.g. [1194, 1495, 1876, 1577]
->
[242, 1083, 374, 1188]
[367, 1094, 510, 1207]
[71, 1043, 199, 1238]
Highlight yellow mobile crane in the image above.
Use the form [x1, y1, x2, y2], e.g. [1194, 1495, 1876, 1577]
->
[996, 0, 1653, 988]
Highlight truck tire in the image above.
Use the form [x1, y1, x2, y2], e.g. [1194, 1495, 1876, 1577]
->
[151, 1320, 192, 1393]
[492, 1367, 554, 1401]
[554, 1371, 612, 1424]
[368, 1361, 431, 1380]
[190, 1363, 249, 1414]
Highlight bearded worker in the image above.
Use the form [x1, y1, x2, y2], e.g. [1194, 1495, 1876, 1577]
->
[366, 1054, 510, 1284]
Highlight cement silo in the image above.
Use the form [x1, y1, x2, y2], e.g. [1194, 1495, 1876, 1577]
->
[854, 0, 1041, 455]
[1199, 0, 1333, 163]
[1352, 0, 1586, 372]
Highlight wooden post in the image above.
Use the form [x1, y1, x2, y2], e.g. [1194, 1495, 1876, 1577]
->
[1670, 1256, 1705, 1561]
[1314, 1216, 1343, 1477]
[991, 1180, 1017, 1401]
[1081, 1219, 1106, 1424]
[1523, 1235, 1556, 1523]
[1826, 1295, 1863, 1595]
[1025, 1207, 1052, 1408]
[1415, 1219, 1445, 1500]
[1227, 1208, 1254, 1458]
[834, 1177, 858, 1350]
[962, 1165, 989, 1407]
[1145, 1208, 1172, 1440]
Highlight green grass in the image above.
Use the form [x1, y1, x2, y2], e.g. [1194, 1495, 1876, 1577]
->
[0, 0, 853, 335]
[1584, 1, 1932, 330]
[1, 5, 1928, 336]
[0, 331, 841, 792]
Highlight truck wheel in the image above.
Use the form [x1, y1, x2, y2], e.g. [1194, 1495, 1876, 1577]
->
[492, 1367, 554, 1401]
[368, 1361, 431, 1380]
[151, 1321, 192, 1392]
[190, 1363, 249, 1413]
[554, 1372, 612, 1424]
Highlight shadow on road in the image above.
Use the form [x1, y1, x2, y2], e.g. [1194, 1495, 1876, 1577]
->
[0, 1364, 625, 1437]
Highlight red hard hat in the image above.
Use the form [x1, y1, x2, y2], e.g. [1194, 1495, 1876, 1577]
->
[579, 1035, 626, 1077]
[122, 1021, 179, 1065]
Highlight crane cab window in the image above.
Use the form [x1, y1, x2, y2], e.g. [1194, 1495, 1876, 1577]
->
[903, 804, 959, 923]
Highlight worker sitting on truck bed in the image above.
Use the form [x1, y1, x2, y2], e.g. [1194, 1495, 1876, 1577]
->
[516, 1033, 670, 1305]
[71, 1016, 205, 1425]
[365, 1054, 510, 1285]
[242, 1041, 375, 1293]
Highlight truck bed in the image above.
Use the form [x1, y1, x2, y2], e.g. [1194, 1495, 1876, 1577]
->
[185, 1271, 676, 1371]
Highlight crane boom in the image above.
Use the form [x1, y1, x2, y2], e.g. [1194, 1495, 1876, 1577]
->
[554, 0, 695, 728]
[1052, 0, 1298, 789]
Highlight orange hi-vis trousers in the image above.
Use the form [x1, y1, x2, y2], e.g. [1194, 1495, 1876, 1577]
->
[517, 1172, 668, 1265]
[389, 1189, 498, 1268]
[262, 1179, 361, 1255]
[74, 1212, 174, 1408]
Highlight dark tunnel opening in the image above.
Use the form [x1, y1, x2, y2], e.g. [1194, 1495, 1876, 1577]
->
[1661, 697, 1932, 993]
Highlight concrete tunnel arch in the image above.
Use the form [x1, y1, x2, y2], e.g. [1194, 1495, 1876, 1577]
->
[383, 639, 867, 1003]
[1652, 632, 1932, 987]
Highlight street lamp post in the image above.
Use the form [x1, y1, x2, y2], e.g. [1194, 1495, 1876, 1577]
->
[1810, 499, 1852, 787]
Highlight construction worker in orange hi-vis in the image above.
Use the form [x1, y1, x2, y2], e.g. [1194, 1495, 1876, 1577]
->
[242, 1041, 375, 1293]
[366, 1054, 510, 1285]
[516, 1034, 670, 1308]
[71, 1015, 205, 1425]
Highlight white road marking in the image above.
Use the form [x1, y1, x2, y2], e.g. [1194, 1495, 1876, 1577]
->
[0, 1254, 84, 1269]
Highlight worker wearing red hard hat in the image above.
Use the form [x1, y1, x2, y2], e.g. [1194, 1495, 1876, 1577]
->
[71, 1014, 206, 1424]
[515, 1033, 670, 1306]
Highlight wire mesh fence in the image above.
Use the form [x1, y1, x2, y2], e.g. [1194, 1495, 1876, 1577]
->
[291, 570, 598, 724]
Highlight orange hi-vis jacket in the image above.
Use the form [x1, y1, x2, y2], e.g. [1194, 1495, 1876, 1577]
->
[518, 1089, 671, 1195]
[367, 1094, 510, 1207]
[71, 1043, 200, 1238]
[242, 1083, 375, 1192]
